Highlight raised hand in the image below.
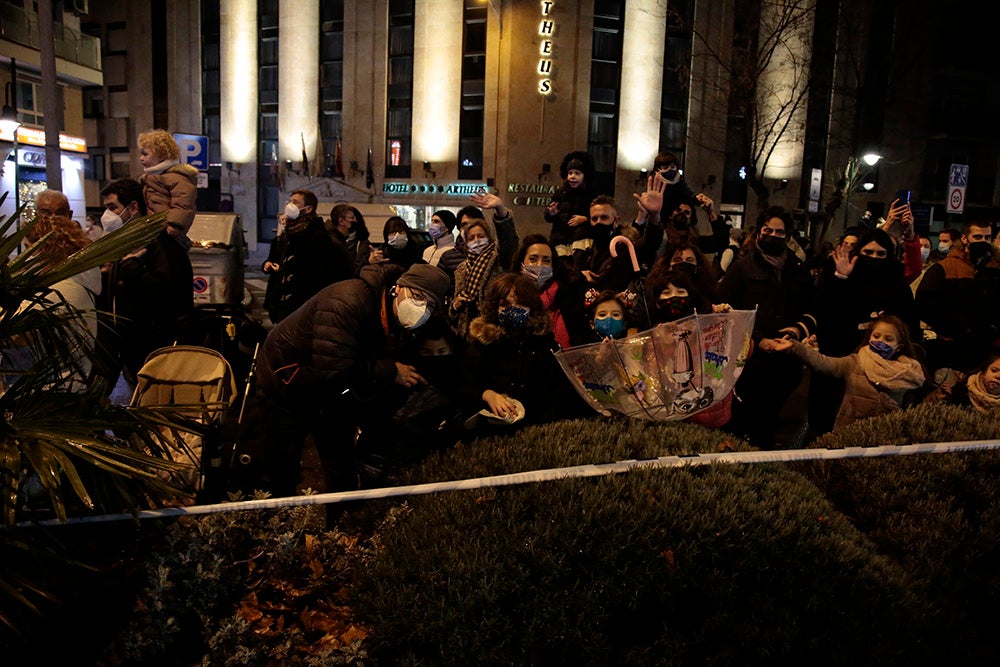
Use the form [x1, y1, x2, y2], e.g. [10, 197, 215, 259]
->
[568, 214, 588, 227]
[470, 190, 502, 210]
[632, 173, 666, 214]
[833, 243, 856, 277]
[695, 192, 714, 213]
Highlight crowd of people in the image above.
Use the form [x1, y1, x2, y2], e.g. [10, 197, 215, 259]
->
[11, 135, 1000, 498]
[251, 149, 1000, 494]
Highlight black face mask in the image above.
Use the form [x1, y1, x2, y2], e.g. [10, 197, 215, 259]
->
[854, 255, 889, 273]
[758, 235, 786, 257]
[413, 355, 457, 386]
[672, 261, 698, 278]
[655, 295, 693, 322]
[969, 241, 994, 268]
[671, 213, 691, 230]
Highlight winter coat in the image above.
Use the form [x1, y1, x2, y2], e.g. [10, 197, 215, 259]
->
[114, 230, 194, 373]
[545, 183, 595, 245]
[915, 248, 1000, 365]
[140, 162, 199, 234]
[718, 247, 815, 341]
[814, 258, 919, 356]
[460, 313, 583, 423]
[257, 264, 405, 409]
[790, 342, 923, 429]
[264, 215, 354, 324]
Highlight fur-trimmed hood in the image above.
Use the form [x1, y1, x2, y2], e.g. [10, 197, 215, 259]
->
[468, 311, 552, 345]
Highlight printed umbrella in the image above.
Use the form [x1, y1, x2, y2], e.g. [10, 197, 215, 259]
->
[555, 310, 755, 421]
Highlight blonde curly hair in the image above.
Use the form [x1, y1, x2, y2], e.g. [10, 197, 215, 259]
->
[27, 214, 92, 263]
[137, 129, 180, 161]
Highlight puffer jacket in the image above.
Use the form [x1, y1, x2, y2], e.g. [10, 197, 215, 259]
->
[257, 264, 405, 408]
[459, 312, 583, 423]
[140, 162, 199, 233]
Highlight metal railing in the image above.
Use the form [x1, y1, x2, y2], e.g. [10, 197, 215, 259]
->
[0, 3, 102, 71]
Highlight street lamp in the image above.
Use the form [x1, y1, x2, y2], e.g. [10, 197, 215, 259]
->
[843, 151, 882, 226]
[2, 58, 22, 216]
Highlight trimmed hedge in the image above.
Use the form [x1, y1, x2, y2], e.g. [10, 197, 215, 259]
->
[351, 417, 934, 665]
[794, 404, 1000, 664]
[101, 408, 1000, 665]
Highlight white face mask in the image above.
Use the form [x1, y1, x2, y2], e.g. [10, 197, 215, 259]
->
[101, 208, 125, 234]
[284, 202, 302, 220]
[396, 297, 431, 329]
[938, 241, 951, 255]
[387, 232, 408, 249]
[920, 247, 930, 262]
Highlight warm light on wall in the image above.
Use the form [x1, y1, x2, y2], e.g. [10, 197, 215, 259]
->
[220, 0, 257, 163]
[278, 0, 319, 163]
[413, 0, 463, 164]
[617, 0, 666, 169]
[758, 0, 814, 181]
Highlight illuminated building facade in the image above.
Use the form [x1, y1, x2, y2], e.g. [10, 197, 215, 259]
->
[41, 0, 1000, 248]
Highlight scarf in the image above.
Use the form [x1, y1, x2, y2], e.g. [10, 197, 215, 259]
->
[856, 346, 924, 390]
[966, 372, 1000, 413]
[458, 242, 498, 302]
[755, 242, 787, 272]
[144, 158, 179, 174]
[284, 215, 312, 236]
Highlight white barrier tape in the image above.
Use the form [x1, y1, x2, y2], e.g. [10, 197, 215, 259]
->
[16, 438, 1000, 527]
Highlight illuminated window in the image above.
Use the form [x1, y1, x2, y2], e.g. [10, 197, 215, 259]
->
[659, 0, 691, 162]
[386, 0, 414, 178]
[257, 0, 281, 241]
[458, 0, 486, 180]
[587, 0, 624, 195]
[319, 0, 344, 177]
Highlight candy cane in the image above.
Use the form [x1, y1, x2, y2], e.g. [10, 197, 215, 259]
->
[610, 235, 640, 273]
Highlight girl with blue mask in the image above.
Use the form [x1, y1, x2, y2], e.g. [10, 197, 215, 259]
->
[589, 291, 629, 340]
[761, 314, 924, 430]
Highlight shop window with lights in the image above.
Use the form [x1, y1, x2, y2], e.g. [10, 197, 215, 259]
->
[386, 0, 414, 178]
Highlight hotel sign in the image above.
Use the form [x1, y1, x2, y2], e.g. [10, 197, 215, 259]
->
[538, 1, 555, 95]
[382, 182, 488, 196]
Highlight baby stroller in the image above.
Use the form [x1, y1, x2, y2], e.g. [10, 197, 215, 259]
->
[130, 345, 237, 503]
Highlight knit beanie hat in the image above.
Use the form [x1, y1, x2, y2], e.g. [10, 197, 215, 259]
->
[432, 209, 458, 232]
[396, 264, 452, 311]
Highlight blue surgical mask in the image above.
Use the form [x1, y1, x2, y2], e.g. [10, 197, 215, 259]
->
[498, 305, 530, 330]
[869, 340, 898, 360]
[594, 316, 626, 339]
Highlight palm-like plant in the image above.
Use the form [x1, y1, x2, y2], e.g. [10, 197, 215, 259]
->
[0, 192, 200, 631]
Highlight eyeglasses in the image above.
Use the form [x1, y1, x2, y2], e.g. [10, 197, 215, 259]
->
[760, 226, 787, 238]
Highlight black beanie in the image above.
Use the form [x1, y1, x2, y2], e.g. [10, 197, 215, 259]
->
[432, 209, 457, 232]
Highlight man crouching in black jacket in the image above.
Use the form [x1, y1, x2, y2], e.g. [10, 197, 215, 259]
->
[254, 263, 452, 497]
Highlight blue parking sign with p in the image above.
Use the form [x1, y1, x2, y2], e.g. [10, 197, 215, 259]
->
[173, 133, 209, 171]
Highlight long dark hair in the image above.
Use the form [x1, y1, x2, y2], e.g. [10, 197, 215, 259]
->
[511, 234, 570, 281]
